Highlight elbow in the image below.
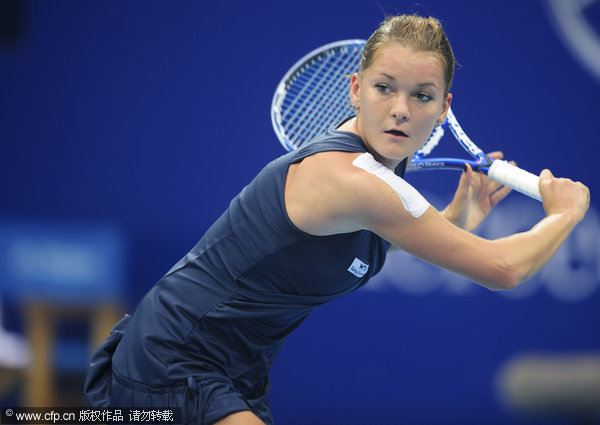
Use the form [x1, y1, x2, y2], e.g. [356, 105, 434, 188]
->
[487, 272, 521, 291]
[483, 259, 525, 291]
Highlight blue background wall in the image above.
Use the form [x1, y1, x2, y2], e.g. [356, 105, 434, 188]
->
[1, 1, 599, 424]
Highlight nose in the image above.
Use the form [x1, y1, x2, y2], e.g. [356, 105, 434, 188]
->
[391, 94, 410, 122]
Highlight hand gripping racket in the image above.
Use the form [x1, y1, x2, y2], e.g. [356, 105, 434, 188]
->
[271, 39, 542, 202]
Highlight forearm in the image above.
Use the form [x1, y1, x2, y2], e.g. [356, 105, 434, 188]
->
[431, 211, 579, 291]
[492, 212, 578, 287]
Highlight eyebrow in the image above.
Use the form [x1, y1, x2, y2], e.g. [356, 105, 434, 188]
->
[379, 72, 439, 89]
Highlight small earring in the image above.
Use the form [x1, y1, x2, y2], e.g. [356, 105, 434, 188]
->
[434, 121, 442, 128]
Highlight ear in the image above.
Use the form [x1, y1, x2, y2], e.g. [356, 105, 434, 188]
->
[437, 92, 452, 123]
[349, 73, 360, 108]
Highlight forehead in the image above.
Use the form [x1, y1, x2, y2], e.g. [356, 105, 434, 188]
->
[367, 43, 445, 84]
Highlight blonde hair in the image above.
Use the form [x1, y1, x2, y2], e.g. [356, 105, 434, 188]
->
[359, 14, 455, 95]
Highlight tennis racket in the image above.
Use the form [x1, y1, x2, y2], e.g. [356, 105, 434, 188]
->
[271, 39, 542, 202]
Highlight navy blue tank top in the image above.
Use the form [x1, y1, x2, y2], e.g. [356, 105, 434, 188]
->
[113, 127, 407, 393]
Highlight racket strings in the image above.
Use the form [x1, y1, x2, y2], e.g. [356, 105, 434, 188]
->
[283, 56, 333, 142]
[285, 52, 351, 145]
[295, 53, 353, 143]
[279, 44, 363, 148]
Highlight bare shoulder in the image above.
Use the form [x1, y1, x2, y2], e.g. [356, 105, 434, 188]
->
[284, 151, 366, 235]
[287, 151, 367, 189]
[284, 151, 422, 236]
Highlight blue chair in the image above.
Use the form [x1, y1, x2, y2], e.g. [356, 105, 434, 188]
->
[0, 218, 127, 406]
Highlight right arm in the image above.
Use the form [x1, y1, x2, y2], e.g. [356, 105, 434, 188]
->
[487, 169, 589, 286]
[285, 152, 590, 291]
[356, 167, 589, 290]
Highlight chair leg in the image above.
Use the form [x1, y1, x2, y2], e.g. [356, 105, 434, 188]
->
[23, 303, 55, 407]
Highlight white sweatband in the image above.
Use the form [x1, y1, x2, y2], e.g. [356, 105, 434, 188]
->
[352, 153, 430, 218]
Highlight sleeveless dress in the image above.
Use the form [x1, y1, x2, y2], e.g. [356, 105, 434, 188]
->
[85, 126, 407, 425]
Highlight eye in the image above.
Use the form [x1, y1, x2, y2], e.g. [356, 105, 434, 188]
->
[415, 92, 433, 102]
[375, 84, 391, 94]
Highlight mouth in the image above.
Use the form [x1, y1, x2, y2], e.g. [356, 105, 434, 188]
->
[385, 129, 409, 138]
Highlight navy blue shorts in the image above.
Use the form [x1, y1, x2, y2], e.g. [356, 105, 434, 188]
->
[84, 315, 274, 425]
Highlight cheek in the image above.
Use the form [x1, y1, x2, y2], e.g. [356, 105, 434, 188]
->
[360, 96, 386, 119]
[414, 120, 436, 145]
[418, 114, 437, 133]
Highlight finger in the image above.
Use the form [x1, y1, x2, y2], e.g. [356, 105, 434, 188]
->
[483, 177, 505, 194]
[461, 163, 474, 181]
[540, 169, 554, 181]
[489, 185, 512, 207]
[486, 151, 504, 160]
[456, 163, 472, 191]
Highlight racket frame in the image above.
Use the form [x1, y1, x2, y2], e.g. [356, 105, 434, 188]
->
[271, 39, 366, 152]
[408, 108, 493, 173]
[271, 39, 542, 201]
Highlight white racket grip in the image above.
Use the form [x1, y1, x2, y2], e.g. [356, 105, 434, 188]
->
[488, 160, 542, 202]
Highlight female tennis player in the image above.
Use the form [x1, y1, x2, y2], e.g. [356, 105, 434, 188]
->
[85, 14, 589, 425]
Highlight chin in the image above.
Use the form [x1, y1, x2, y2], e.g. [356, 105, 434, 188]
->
[382, 147, 409, 161]
[374, 151, 408, 168]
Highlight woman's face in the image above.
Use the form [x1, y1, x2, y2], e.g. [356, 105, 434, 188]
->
[350, 43, 452, 169]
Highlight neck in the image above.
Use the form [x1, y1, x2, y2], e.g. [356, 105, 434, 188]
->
[338, 118, 403, 170]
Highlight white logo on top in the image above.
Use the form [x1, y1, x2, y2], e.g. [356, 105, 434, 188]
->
[348, 258, 369, 278]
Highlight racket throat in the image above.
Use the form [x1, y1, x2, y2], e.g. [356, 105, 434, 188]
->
[473, 154, 493, 173]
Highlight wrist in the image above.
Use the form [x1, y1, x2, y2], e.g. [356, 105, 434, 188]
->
[442, 206, 465, 229]
[546, 210, 580, 229]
